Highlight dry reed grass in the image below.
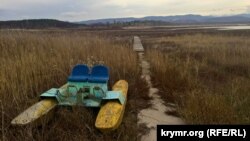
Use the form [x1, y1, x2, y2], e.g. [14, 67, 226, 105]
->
[145, 33, 250, 124]
[0, 30, 148, 141]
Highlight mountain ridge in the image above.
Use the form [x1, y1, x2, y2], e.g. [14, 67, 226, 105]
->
[1, 14, 250, 28]
[77, 14, 250, 25]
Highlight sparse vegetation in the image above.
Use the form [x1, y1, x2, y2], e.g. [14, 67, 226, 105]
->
[145, 33, 250, 124]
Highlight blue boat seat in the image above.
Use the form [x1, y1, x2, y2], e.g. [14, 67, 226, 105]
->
[89, 65, 109, 83]
[68, 64, 89, 82]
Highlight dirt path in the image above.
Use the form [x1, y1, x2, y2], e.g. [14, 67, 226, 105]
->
[133, 36, 185, 141]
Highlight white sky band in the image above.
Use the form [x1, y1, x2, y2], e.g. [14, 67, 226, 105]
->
[0, 0, 249, 21]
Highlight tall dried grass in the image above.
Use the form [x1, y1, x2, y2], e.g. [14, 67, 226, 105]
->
[145, 33, 250, 124]
[0, 30, 147, 141]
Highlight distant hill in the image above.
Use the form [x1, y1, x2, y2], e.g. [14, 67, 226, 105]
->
[0, 19, 83, 29]
[2, 14, 250, 28]
[237, 14, 250, 18]
[78, 17, 137, 25]
[205, 16, 250, 23]
[78, 14, 250, 25]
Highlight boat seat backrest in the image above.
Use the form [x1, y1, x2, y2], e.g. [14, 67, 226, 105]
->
[68, 64, 89, 82]
[89, 65, 109, 83]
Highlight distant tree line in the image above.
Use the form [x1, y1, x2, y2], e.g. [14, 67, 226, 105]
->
[0, 19, 174, 29]
[87, 20, 173, 29]
[112, 20, 173, 26]
[0, 19, 84, 29]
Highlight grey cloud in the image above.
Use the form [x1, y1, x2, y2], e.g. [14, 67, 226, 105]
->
[60, 11, 88, 21]
[0, 9, 4, 15]
[247, 6, 250, 12]
[0, 0, 249, 21]
[61, 12, 87, 17]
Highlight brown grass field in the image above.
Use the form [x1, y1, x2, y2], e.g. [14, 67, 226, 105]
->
[143, 32, 250, 124]
[0, 30, 149, 141]
[0, 27, 250, 140]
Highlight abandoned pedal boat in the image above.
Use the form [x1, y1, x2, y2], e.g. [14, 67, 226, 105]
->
[11, 64, 128, 132]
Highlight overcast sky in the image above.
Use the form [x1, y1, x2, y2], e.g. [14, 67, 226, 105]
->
[0, 0, 250, 21]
